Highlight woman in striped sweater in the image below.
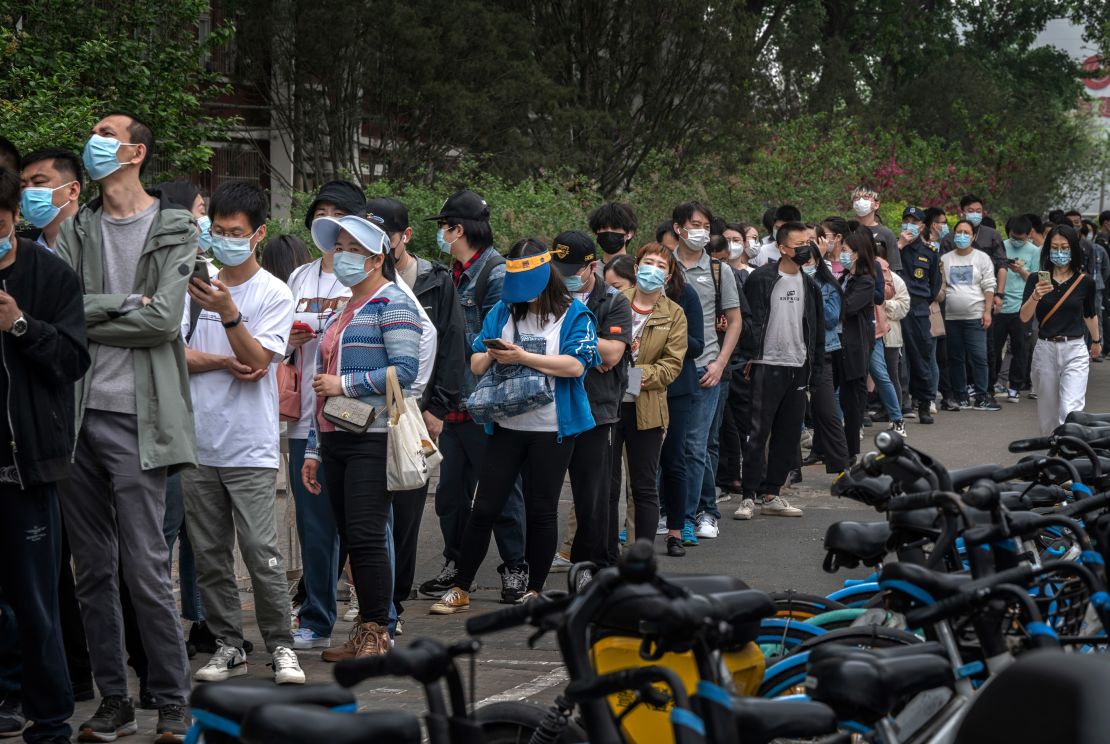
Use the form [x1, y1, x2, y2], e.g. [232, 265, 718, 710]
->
[301, 215, 422, 659]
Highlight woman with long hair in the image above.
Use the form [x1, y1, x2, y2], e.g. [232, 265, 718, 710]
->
[1021, 225, 1100, 433]
[838, 229, 877, 460]
[432, 239, 598, 612]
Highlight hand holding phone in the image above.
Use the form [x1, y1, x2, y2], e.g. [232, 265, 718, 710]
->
[1037, 271, 1051, 283]
[482, 338, 509, 351]
[191, 256, 213, 286]
[291, 321, 316, 336]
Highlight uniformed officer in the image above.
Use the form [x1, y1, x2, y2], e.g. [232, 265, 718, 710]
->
[896, 206, 942, 424]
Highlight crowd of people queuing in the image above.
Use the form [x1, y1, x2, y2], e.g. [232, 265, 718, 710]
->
[0, 112, 1107, 743]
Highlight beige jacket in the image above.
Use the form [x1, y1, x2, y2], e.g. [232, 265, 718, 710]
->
[621, 289, 688, 430]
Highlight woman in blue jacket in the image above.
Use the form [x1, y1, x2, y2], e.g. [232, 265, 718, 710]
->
[432, 239, 598, 613]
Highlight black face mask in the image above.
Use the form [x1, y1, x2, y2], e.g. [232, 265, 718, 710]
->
[791, 244, 813, 266]
[597, 232, 627, 255]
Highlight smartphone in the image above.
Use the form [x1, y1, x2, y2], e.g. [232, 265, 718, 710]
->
[291, 321, 316, 336]
[1038, 271, 1051, 283]
[482, 338, 510, 351]
[191, 256, 213, 285]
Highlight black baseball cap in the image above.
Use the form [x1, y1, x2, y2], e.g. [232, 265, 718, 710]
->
[902, 206, 926, 221]
[550, 230, 598, 276]
[366, 196, 409, 235]
[303, 180, 367, 231]
[426, 189, 490, 222]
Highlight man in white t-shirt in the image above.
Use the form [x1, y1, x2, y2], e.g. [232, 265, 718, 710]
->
[179, 182, 304, 686]
[940, 225, 998, 410]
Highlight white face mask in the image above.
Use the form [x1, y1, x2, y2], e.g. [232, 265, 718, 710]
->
[852, 198, 873, 217]
[727, 241, 745, 261]
[745, 239, 760, 257]
[684, 227, 710, 251]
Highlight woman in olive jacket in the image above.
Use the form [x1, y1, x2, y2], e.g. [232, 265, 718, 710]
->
[609, 242, 687, 560]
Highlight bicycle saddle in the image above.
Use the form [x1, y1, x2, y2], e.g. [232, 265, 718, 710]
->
[806, 640, 946, 667]
[823, 521, 892, 570]
[731, 696, 837, 744]
[1063, 411, 1110, 427]
[661, 573, 750, 594]
[878, 562, 970, 611]
[956, 650, 1110, 744]
[190, 679, 355, 725]
[805, 653, 953, 724]
[240, 704, 421, 744]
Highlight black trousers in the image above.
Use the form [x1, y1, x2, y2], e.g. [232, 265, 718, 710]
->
[608, 404, 665, 563]
[741, 364, 809, 498]
[884, 345, 904, 410]
[0, 485, 73, 742]
[838, 357, 869, 460]
[717, 370, 751, 485]
[320, 432, 393, 626]
[659, 394, 694, 531]
[810, 352, 849, 472]
[568, 423, 615, 565]
[993, 312, 1030, 391]
[391, 484, 426, 618]
[902, 308, 934, 406]
[457, 427, 575, 594]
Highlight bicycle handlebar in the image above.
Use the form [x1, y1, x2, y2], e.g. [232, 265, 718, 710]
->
[464, 592, 570, 636]
[333, 638, 481, 687]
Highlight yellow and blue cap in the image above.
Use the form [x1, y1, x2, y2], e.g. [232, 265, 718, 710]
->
[501, 251, 552, 303]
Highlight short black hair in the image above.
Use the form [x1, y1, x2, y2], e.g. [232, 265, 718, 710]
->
[102, 110, 155, 174]
[209, 181, 268, 230]
[1099, 210, 1110, 228]
[775, 204, 802, 223]
[761, 207, 777, 234]
[672, 201, 714, 227]
[156, 181, 201, 212]
[446, 216, 493, 251]
[1006, 215, 1032, 236]
[0, 168, 20, 215]
[1065, 209, 1082, 219]
[1023, 213, 1045, 234]
[0, 137, 20, 171]
[655, 221, 678, 243]
[588, 202, 638, 234]
[707, 234, 729, 255]
[1047, 209, 1068, 226]
[21, 147, 83, 184]
[776, 221, 807, 247]
[959, 194, 984, 210]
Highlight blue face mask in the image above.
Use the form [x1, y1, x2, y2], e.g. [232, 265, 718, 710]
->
[1009, 238, 1025, 250]
[0, 230, 12, 260]
[901, 223, 920, 239]
[839, 251, 854, 271]
[20, 183, 74, 228]
[82, 134, 132, 181]
[965, 212, 983, 227]
[196, 215, 214, 251]
[209, 227, 258, 267]
[1050, 250, 1071, 267]
[334, 251, 376, 287]
[563, 272, 585, 292]
[938, 223, 949, 239]
[635, 264, 666, 293]
[954, 234, 973, 250]
[802, 265, 817, 277]
[436, 227, 455, 255]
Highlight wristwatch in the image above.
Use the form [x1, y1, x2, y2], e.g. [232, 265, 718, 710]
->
[222, 312, 243, 329]
[9, 315, 27, 337]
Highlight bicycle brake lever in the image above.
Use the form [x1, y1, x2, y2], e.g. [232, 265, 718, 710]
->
[640, 685, 671, 708]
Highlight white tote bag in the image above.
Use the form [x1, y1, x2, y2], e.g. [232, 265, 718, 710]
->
[385, 366, 442, 491]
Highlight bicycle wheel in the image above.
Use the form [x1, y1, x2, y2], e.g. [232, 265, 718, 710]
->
[769, 591, 849, 620]
[805, 608, 869, 631]
[826, 582, 883, 608]
[757, 617, 827, 660]
[758, 625, 923, 698]
[476, 701, 585, 744]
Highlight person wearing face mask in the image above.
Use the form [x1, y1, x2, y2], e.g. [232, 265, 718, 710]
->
[735, 222, 823, 519]
[721, 221, 756, 276]
[431, 238, 599, 613]
[672, 202, 741, 542]
[18, 148, 82, 252]
[55, 112, 197, 742]
[850, 186, 901, 272]
[588, 202, 638, 263]
[895, 206, 941, 425]
[178, 182, 303, 686]
[837, 229, 878, 459]
[992, 215, 1041, 402]
[753, 204, 802, 268]
[0, 168, 89, 744]
[940, 219, 999, 411]
[417, 189, 530, 606]
[299, 215, 423, 656]
[942, 194, 1007, 268]
[1021, 225, 1100, 434]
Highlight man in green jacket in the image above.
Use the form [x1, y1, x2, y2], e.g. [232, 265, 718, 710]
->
[55, 112, 195, 743]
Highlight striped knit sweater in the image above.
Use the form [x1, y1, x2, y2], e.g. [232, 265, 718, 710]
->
[306, 282, 422, 459]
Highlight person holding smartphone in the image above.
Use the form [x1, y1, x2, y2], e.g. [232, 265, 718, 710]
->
[1021, 224, 1101, 434]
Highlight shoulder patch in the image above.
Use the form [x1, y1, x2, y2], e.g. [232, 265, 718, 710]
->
[916, 255, 930, 263]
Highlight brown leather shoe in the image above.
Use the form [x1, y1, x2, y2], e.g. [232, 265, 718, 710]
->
[321, 619, 367, 663]
[354, 621, 392, 658]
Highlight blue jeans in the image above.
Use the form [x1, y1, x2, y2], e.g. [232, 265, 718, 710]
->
[684, 372, 721, 524]
[289, 438, 340, 637]
[697, 373, 729, 520]
[869, 340, 903, 423]
[945, 319, 989, 401]
[163, 473, 204, 622]
[386, 508, 398, 635]
[930, 337, 940, 401]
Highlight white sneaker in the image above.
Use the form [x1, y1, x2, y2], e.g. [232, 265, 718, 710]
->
[194, 641, 248, 682]
[656, 517, 669, 536]
[733, 499, 755, 520]
[929, 402, 937, 416]
[800, 428, 814, 450]
[343, 588, 360, 623]
[550, 552, 572, 572]
[694, 512, 719, 539]
[272, 646, 305, 685]
[291, 627, 331, 649]
[761, 495, 803, 517]
[395, 618, 404, 637]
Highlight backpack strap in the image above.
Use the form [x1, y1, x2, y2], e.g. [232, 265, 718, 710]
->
[185, 298, 203, 345]
[474, 251, 506, 312]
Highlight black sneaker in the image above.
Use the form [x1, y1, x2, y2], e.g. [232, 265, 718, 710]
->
[918, 404, 934, 425]
[940, 398, 961, 412]
[957, 399, 973, 410]
[499, 564, 528, 604]
[0, 695, 25, 738]
[973, 398, 1002, 412]
[419, 562, 458, 598]
[666, 536, 687, 557]
[188, 621, 218, 655]
[155, 704, 190, 744]
[862, 415, 874, 428]
[78, 695, 137, 742]
[139, 682, 157, 710]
